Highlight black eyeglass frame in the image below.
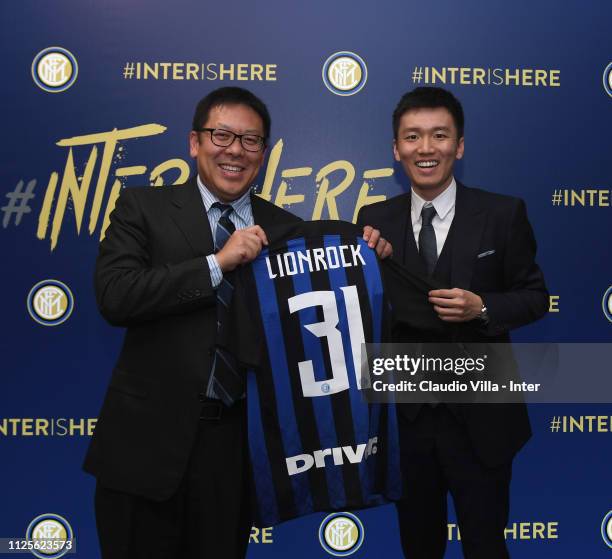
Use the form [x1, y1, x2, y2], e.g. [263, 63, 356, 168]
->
[194, 127, 267, 152]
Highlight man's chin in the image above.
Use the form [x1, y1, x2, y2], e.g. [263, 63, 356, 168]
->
[412, 182, 445, 192]
[410, 180, 453, 200]
[215, 184, 251, 203]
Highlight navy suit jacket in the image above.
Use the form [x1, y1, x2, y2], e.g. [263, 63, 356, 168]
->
[357, 182, 548, 466]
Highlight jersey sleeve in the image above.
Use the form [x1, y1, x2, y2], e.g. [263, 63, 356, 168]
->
[380, 258, 446, 334]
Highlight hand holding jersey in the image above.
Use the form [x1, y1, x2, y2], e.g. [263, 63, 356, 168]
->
[428, 287, 484, 322]
[215, 225, 269, 272]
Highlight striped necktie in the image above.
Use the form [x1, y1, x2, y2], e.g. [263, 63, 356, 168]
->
[207, 203, 244, 405]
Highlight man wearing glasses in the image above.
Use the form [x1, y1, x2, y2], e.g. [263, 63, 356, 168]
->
[85, 86, 391, 558]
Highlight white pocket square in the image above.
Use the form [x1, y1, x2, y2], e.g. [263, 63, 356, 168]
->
[477, 250, 495, 259]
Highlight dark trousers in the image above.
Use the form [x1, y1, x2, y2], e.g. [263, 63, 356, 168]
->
[95, 400, 251, 559]
[396, 405, 511, 559]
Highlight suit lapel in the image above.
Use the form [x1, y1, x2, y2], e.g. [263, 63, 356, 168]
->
[384, 193, 424, 273]
[449, 183, 486, 288]
[402, 200, 427, 275]
[168, 176, 214, 256]
[389, 193, 426, 274]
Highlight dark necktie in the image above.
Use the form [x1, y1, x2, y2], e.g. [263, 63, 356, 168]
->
[418, 204, 438, 276]
[208, 203, 243, 405]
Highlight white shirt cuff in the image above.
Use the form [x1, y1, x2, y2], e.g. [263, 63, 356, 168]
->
[206, 254, 223, 288]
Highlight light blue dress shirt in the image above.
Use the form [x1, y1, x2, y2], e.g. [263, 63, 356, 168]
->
[196, 175, 255, 288]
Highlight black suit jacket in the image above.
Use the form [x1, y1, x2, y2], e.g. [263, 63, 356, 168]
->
[357, 182, 548, 466]
[84, 177, 301, 500]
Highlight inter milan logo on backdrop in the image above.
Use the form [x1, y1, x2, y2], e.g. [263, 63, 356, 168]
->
[603, 285, 612, 322]
[31, 47, 78, 93]
[322, 51, 368, 96]
[604, 62, 612, 98]
[319, 512, 365, 556]
[602, 510, 612, 548]
[27, 280, 74, 326]
[25, 513, 74, 558]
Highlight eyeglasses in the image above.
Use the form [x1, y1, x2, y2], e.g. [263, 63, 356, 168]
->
[195, 127, 266, 152]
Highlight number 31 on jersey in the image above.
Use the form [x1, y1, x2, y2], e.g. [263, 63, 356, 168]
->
[288, 286, 365, 398]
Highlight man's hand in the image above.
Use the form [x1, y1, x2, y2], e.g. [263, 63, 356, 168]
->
[362, 226, 393, 259]
[216, 226, 269, 272]
[428, 288, 483, 322]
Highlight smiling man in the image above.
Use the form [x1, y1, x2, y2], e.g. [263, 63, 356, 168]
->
[357, 87, 548, 558]
[85, 86, 391, 559]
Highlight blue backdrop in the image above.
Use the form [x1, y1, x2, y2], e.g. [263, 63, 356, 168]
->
[2, 1, 611, 557]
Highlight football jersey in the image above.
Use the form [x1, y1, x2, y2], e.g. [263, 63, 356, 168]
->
[219, 220, 441, 526]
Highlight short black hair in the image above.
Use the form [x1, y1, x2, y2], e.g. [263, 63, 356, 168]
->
[392, 87, 464, 139]
[192, 87, 271, 142]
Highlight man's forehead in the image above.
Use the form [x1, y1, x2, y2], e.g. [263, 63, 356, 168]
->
[399, 107, 455, 128]
[206, 103, 263, 130]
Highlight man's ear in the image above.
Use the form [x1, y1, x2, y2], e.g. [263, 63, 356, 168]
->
[455, 137, 465, 160]
[189, 131, 200, 158]
[393, 139, 400, 162]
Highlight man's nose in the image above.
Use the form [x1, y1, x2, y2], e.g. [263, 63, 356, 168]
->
[418, 136, 434, 153]
[224, 135, 244, 155]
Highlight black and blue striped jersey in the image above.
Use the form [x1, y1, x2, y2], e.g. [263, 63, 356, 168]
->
[220, 220, 440, 526]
